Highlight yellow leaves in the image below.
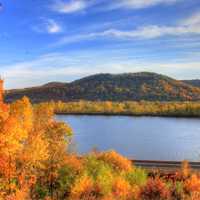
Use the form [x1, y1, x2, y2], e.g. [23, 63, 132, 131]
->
[33, 103, 54, 130]
[21, 131, 49, 171]
[10, 96, 33, 133]
[112, 177, 132, 199]
[0, 95, 76, 199]
[47, 121, 72, 138]
[45, 121, 72, 164]
[184, 174, 200, 193]
[63, 155, 83, 173]
[5, 187, 29, 200]
[181, 160, 190, 179]
[70, 175, 94, 200]
[0, 116, 27, 156]
[98, 151, 132, 172]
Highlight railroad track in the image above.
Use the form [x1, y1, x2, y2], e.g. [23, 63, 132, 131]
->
[131, 160, 200, 171]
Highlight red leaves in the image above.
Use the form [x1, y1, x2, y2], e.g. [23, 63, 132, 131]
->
[141, 178, 171, 200]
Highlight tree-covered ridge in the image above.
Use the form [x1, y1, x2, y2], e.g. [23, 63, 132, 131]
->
[5, 72, 200, 103]
[183, 80, 200, 88]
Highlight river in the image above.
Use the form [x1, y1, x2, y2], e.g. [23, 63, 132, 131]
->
[56, 115, 200, 161]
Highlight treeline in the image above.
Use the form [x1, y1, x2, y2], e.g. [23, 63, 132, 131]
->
[46, 101, 200, 117]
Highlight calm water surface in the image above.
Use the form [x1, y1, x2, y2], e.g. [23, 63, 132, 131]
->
[56, 115, 200, 161]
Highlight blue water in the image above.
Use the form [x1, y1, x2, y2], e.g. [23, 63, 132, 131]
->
[56, 115, 200, 161]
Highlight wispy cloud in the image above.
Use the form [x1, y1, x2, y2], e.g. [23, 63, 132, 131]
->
[54, 10, 200, 45]
[51, 0, 94, 13]
[181, 11, 200, 26]
[51, 0, 182, 14]
[34, 19, 62, 34]
[108, 0, 182, 10]
[2, 51, 200, 89]
[46, 19, 62, 33]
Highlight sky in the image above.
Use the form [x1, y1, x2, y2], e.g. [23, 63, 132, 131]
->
[0, 0, 200, 89]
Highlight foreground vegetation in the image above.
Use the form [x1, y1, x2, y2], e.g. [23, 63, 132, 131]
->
[48, 101, 200, 117]
[1, 97, 200, 199]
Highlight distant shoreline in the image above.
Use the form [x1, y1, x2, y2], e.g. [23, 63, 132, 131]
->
[55, 112, 200, 118]
[34, 100, 200, 118]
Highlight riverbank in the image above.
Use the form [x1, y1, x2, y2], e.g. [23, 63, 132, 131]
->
[55, 111, 200, 118]
[132, 160, 200, 172]
[47, 100, 200, 118]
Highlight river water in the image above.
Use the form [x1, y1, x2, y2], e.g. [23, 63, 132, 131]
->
[56, 115, 200, 161]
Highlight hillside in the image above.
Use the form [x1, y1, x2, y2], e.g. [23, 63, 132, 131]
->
[5, 72, 200, 103]
[183, 80, 200, 88]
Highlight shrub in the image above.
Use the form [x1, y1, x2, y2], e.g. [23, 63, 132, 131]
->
[70, 175, 101, 200]
[112, 177, 132, 200]
[170, 181, 184, 200]
[126, 167, 147, 187]
[63, 154, 83, 173]
[141, 178, 171, 200]
[95, 166, 114, 196]
[34, 184, 49, 199]
[84, 154, 114, 196]
[181, 160, 190, 179]
[98, 151, 132, 172]
[57, 165, 79, 198]
[184, 174, 200, 194]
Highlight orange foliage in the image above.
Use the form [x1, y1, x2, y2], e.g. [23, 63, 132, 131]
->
[98, 151, 132, 172]
[0, 154, 14, 178]
[63, 154, 83, 172]
[184, 174, 200, 193]
[112, 177, 132, 200]
[141, 178, 171, 200]
[181, 160, 190, 179]
[70, 175, 97, 200]
[5, 188, 29, 200]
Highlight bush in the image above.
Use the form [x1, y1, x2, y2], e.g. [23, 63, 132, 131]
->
[170, 181, 184, 200]
[34, 184, 49, 199]
[141, 178, 171, 200]
[63, 154, 83, 173]
[98, 151, 132, 172]
[181, 160, 190, 179]
[184, 174, 200, 194]
[70, 175, 100, 200]
[84, 154, 114, 196]
[112, 177, 133, 200]
[57, 165, 78, 197]
[126, 167, 147, 187]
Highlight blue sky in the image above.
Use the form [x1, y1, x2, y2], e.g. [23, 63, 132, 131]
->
[0, 0, 200, 89]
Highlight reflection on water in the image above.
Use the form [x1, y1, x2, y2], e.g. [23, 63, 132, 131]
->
[56, 115, 200, 161]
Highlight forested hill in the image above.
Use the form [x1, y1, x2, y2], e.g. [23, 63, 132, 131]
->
[182, 80, 200, 88]
[5, 72, 200, 103]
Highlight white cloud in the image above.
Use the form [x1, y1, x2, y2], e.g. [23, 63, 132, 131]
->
[55, 25, 200, 45]
[101, 24, 200, 39]
[51, 0, 91, 13]
[2, 52, 200, 89]
[54, 10, 200, 45]
[51, 0, 182, 13]
[46, 19, 62, 33]
[34, 19, 62, 34]
[182, 11, 200, 26]
[110, 0, 181, 9]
